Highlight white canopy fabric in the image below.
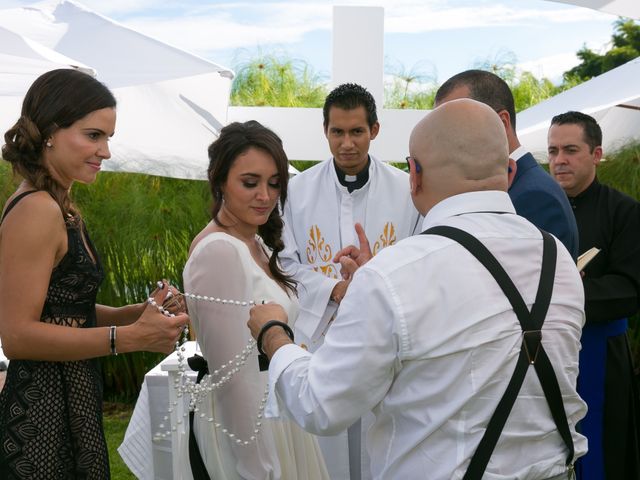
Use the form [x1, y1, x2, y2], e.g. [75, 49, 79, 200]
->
[0, 0, 234, 180]
[517, 57, 640, 161]
[0, 23, 96, 135]
[0, 24, 94, 93]
[547, 0, 640, 19]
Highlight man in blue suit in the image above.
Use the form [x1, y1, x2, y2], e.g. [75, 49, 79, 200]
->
[434, 70, 578, 258]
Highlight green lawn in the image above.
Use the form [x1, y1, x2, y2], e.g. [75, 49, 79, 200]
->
[104, 402, 136, 480]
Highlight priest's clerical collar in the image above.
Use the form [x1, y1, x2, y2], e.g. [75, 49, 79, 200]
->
[333, 156, 371, 193]
[568, 177, 599, 208]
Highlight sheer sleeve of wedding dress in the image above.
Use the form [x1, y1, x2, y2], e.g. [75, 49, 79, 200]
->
[182, 232, 329, 480]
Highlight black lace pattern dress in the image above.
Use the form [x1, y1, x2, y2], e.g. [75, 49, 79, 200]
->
[0, 191, 109, 479]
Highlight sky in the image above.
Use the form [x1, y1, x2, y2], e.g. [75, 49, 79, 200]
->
[0, 0, 626, 85]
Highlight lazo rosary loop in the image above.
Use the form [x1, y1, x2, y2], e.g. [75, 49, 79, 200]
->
[148, 280, 269, 446]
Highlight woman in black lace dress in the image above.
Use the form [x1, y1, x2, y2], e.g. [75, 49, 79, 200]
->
[0, 69, 190, 479]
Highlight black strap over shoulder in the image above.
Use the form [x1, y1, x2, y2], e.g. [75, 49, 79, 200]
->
[0, 190, 38, 225]
[423, 225, 574, 480]
[187, 354, 212, 480]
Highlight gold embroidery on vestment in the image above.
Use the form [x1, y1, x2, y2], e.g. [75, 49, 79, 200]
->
[304, 223, 398, 278]
[373, 222, 396, 255]
[306, 225, 339, 278]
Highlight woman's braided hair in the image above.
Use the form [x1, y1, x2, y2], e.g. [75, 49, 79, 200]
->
[2, 68, 116, 218]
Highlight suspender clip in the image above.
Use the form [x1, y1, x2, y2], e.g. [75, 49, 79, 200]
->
[523, 330, 542, 364]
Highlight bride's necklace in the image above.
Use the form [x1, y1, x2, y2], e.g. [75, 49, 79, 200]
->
[149, 287, 268, 446]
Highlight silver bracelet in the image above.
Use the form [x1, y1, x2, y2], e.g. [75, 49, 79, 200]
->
[109, 326, 117, 356]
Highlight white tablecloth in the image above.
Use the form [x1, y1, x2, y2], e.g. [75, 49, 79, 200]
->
[118, 341, 350, 479]
[118, 342, 198, 480]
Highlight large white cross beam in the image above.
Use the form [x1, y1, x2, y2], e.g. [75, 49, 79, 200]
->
[227, 6, 427, 162]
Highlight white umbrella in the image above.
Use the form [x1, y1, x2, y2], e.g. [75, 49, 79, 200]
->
[0, 0, 234, 180]
[0, 23, 95, 142]
[547, 0, 640, 19]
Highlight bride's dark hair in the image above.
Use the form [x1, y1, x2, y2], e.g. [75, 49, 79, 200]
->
[207, 121, 296, 294]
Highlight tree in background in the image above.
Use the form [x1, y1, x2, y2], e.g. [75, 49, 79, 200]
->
[564, 19, 640, 82]
[511, 72, 559, 112]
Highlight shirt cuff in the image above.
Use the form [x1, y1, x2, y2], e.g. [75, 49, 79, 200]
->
[265, 343, 311, 418]
[310, 276, 340, 318]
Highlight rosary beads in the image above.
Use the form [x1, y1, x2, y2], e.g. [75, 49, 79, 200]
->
[149, 289, 268, 446]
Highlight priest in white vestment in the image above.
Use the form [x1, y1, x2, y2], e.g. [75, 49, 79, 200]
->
[280, 84, 420, 480]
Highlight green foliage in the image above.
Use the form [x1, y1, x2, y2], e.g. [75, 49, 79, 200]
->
[74, 172, 210, 400]
[597, 142, 640, 198]
[384, 78, 436, 110]
[473, 48, 519, 84]
[564, 19, 640, 82]
[511, 72, 558, 113]
[290, 160, 318, 172]
[0, 162, 211, 401]
[465, 49, 560, 112]
[0, 163, 20, 199]
[230, 54, 327, 107]
[384, 60, 437, 110]
[103, 402, 136, 478]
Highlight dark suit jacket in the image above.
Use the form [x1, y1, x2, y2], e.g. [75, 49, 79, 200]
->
[509, 152, 579, 259]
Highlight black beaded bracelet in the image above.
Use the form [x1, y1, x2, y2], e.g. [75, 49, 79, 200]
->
[109, 326, 117, 356]
[256, 320, 294, 356]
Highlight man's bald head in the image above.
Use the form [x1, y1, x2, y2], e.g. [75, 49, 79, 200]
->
[408, 98, 509, 214]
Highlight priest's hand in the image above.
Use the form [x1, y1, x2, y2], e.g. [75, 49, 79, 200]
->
[333, 223, 373, 281]
[248, 303, 293, 358]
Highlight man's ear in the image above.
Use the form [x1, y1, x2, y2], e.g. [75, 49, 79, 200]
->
[593, 145, 603, 166]
[507, 158, 517, 188]
[370, 121, 380, 140]
[497, 110, 511, 132]
[410, 162, 422, 196]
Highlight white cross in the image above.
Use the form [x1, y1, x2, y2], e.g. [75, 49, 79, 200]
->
[228, 6, 428, 163]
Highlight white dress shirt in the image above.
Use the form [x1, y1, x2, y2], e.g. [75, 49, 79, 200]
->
[510, 145, 527, 162]
[267, 191, 588, 480]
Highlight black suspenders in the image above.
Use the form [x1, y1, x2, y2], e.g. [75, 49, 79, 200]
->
[423, 226, 575, 479]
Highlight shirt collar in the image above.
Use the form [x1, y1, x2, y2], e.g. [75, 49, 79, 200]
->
[421, 191, 515, 231]
[568, 176, 599, 206]
[333, 156, 371, 193]
[510, 145, 528, 162]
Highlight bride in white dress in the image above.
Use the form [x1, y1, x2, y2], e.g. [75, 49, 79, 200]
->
[182, 121, 329, 480]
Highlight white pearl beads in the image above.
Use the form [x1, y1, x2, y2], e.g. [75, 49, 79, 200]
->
[150, 290, 267, 446]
